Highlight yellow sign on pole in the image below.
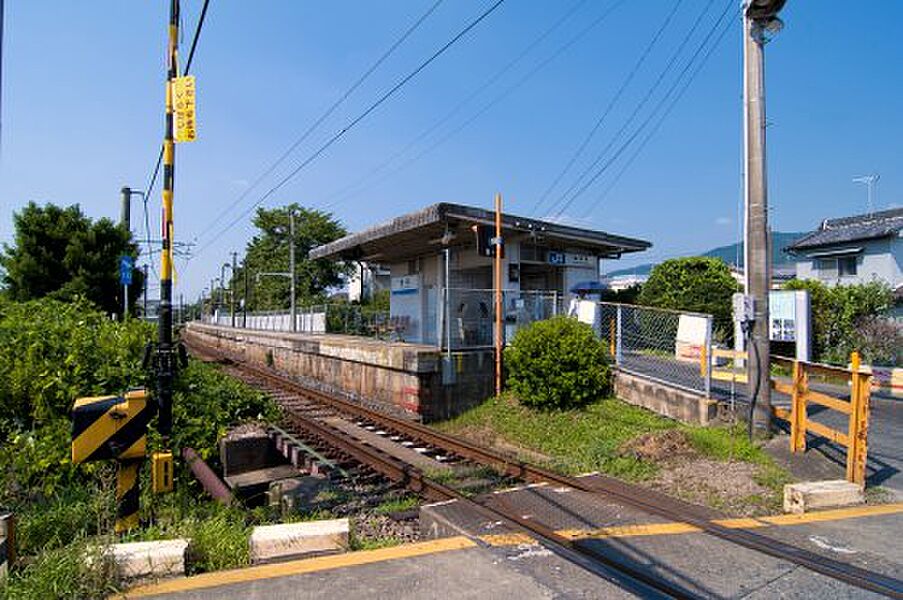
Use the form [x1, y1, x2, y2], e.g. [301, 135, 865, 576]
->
[173, 75, 197, 143]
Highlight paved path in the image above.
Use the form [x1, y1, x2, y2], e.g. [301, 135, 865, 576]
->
[128, 503, 903, 599]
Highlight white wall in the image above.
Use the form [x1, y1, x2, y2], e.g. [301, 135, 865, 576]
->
[795, 237, 902, 288]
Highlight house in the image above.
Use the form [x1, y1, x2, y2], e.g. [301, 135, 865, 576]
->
[786, 207, 902, 290]
[310, 202, 651, 347]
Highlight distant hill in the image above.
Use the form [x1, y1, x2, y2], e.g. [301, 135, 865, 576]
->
[604, 231, 806, 278]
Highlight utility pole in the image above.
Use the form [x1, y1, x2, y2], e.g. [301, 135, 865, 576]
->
[143, 264, 149, 318]
[289, 209, 297, 333]
[120, 187, 131, 231]
[231, 252, 237, 328]
[743, 0, 785, 433]
[493, 193, 503, 396]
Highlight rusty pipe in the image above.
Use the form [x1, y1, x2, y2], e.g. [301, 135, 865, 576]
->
[182, 447, 232, 505]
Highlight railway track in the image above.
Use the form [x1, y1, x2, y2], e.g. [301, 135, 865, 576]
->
[185, 339, 903, 599]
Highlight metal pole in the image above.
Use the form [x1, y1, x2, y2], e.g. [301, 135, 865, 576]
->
[445, 247, 452, 359]
[120, 186, 131, 232]
[290, 210, 297, 333]
[123, 283, 128, 319]
[743, 9, 772, 431]
[616, 304, 623, 366]
[494, 193, 502, 396]
[156, 0, 179, 441]
[143, 264, 149, 317]
[231, 252, 237, 328]
[243, 263, 249, 328]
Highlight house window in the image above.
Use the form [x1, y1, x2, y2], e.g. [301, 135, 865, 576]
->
[838, 256, 857, 277]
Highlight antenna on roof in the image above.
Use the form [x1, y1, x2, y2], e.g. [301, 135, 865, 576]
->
[852, 173, 880, 216]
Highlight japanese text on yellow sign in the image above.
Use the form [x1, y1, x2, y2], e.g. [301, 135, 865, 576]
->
[173, 76, 197, 143]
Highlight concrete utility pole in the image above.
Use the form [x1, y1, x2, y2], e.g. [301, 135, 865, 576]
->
[243, 262, 249, 328]
[289, 209, 297, 333]
[743, 0, 785, 432]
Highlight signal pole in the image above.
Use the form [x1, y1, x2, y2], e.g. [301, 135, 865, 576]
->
[743, 0, 784, 432]
[157, 0, 180, 440]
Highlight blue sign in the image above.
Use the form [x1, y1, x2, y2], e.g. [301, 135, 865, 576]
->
[120, 255, 134, 285]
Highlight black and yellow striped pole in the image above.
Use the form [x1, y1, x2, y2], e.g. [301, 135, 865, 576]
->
[157, 0, 179, 441]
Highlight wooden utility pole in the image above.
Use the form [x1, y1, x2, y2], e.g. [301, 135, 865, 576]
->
[494, 193, 503, 396]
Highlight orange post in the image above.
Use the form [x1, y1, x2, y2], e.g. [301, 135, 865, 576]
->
[789, 360, 807, 452]
[494, 193, 503, 397]
[846, 351, 869, 486]
[699, 345, 708, 378]
[609, 318, 616, 357]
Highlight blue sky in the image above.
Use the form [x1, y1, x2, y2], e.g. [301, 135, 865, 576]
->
[1, 1, 901, 298]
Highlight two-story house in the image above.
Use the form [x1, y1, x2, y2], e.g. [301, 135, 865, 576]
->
[786, 207, 902, 291]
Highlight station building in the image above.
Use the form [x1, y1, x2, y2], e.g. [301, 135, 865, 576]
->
[188, 202, 650, 421]
[310, 202, 651, 347]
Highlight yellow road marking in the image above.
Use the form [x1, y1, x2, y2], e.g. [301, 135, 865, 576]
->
[126, 503, 903, 597]
[127, 536, 477, 597]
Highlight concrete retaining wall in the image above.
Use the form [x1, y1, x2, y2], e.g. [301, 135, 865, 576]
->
[184, 323, 492, 422]
[614, 369, 717, 425]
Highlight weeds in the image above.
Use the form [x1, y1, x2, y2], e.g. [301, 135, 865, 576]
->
[0, 541, 119, 600]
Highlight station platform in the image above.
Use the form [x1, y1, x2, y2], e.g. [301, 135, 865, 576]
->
[128, 499, 903, 599]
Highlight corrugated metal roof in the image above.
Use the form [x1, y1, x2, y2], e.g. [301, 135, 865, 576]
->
[309, 203, 651, 262]
[786, 207, 903, 251]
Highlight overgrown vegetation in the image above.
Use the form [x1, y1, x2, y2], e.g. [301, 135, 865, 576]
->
[783, 279, 898, 365]
[504, 316, 610, 410]
[438, 394, 790, 513]
[0, 297, 280, 596]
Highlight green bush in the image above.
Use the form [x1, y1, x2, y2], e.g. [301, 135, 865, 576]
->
[638, 257, 740, 338]
[783, 279, 896, 365]
[504, 317, 610, 409]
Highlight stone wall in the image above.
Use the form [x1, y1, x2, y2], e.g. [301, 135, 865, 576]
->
[184, 323, 492, 422]
[614, 369, 717, 425]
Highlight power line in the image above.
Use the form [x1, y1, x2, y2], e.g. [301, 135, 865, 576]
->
[529, 0, 684, 217]
[192, 0, 507, 260]
[320, 0, 625, 211]
[581, 2, 739, 219]
[191, 0, 445, 245]
[552, 0, 735, 218]
[317, 0, 591, 209]
[143, 0, 211, 275]
[547, 0, 722, 218]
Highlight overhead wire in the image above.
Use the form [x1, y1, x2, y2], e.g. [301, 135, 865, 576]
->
[548, 0, 727, 219]
[318, 0, 591, 208]
[191, 0, 446, 245]
[530, 0, 685, 217]
[142, 0, 211, 277]
[191, 0, 508, 260]
[581, 7, 738, 219]
[320, 0, 626, 211]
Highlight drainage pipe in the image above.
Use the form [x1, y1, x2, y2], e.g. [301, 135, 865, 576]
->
[182, 447, 232, 505]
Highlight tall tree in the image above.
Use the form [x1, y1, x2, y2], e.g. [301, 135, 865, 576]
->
[232, 204, 348, 311]
[0, 202, 143, 314]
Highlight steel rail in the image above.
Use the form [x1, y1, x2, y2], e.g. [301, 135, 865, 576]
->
[185, 339, 903, 598]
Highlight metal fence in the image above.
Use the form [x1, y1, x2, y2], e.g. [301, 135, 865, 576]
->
[202, 304, 396, 337]
[599, 301, 714, 396]
[443, 289, 564, 350]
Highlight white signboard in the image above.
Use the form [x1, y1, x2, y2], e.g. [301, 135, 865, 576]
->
[675, 314, 709, 362]
[769, 290, 811, 361]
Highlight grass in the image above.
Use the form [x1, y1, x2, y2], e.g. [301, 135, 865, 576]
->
[373, 495, 419, 515]
[437, 394, 674, 480]
[0, 541, 120, 600]
[436, 394, 793, 504]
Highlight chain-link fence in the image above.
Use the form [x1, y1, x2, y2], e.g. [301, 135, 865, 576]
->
[202, 304, 398, 337]
[599, 301, 713, 396]
[443, 289, 564, 350]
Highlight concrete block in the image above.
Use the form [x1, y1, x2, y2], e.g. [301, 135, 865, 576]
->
[107, 539, 189, 579]
[783, 480, 864, 514]
[250, 518, 349, 563]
